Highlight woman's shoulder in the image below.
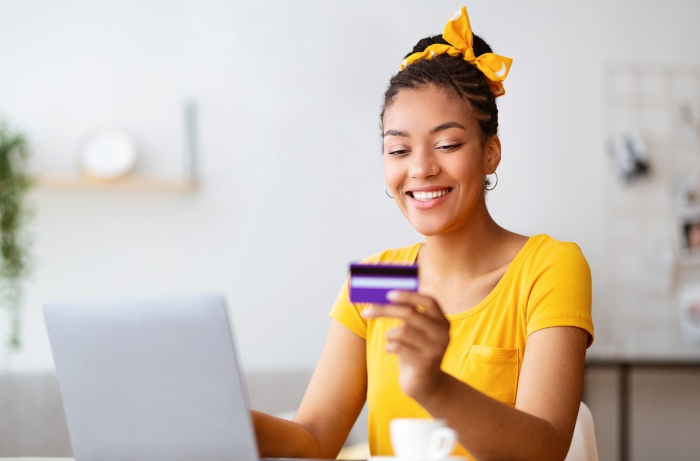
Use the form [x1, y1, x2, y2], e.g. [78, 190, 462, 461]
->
[519, 234, 589, 272]
[526, 234, 586, 256]
[359, 242, 423, 265]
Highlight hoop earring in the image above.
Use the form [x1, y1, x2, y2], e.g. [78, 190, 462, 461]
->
[483, 171, 498, 191]
[385, 184, 394, 198]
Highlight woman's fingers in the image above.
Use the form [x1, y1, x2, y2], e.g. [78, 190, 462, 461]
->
[387, 290, 448, 321]
[386, 323, 444, 357]
[363, 291, 449, 332]
[360, 290, 451, 399]
[363, 304, 447, 342]
[362, 290, 450, 354]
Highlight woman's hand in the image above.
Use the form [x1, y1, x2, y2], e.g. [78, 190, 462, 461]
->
[362, 290, 451, 401]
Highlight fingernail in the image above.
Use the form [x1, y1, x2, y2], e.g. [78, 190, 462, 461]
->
[361, 307, 374, 318]
[386, 291, 399, 301]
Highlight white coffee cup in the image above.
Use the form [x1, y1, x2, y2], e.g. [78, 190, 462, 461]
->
[390, 418, 457, 461]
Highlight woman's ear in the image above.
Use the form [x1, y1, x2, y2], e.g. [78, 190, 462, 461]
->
[483, 135, 502, 174]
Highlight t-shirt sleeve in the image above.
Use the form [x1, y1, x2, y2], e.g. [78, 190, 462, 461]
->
[525, 241, 594, 347]
[329, 277, 368, 339]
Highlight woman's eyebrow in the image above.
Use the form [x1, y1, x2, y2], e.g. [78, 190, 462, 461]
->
[383, 129, 408, 138]
[430, 121, 467, 134]
[383, 121, 466, 138]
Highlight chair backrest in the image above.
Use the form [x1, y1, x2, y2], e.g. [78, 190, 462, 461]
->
[564, 401, 599, 461]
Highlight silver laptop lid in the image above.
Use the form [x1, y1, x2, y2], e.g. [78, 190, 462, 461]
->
[44, 293, 259, 461]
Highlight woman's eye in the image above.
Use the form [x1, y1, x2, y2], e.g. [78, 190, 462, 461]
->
[437, 143, 462, 151]
[386, 149, 409, 156]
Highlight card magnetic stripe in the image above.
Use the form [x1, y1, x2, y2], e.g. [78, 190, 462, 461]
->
[349, 264, 418, 276]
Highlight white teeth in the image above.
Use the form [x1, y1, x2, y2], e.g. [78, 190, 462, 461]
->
[412, 189, 448, 202]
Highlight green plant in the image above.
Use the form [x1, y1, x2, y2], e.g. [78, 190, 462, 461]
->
[0, 121, 32, 350]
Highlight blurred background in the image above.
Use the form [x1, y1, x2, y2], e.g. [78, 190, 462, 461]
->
[1, 1, 699, 460]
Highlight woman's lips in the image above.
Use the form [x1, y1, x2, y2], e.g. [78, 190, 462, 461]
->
[406, 187, 453, 209]
[407, 188, 451, 201]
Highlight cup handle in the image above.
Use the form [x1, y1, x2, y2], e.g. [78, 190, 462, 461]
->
[428, 426, 457, 460]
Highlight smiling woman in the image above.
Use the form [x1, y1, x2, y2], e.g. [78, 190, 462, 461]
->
[251, 5, 593, 461]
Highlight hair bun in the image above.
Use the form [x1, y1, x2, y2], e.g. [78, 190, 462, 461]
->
[408, 35, 447, 57]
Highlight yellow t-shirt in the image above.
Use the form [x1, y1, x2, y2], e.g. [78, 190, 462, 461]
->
[329, 234, 594, 458]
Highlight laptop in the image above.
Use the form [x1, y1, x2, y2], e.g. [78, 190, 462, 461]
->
[43, 293, 260, 461]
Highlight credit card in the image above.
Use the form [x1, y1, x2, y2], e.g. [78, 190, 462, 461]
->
[349, 263, 419, 304]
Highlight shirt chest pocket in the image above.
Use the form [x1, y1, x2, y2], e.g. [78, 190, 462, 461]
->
[458, 345, 520, 405]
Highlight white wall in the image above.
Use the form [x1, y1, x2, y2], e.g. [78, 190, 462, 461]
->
[1, 0, 699, 374]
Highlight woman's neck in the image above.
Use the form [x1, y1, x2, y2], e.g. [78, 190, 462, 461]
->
[418, 216, 523, 281]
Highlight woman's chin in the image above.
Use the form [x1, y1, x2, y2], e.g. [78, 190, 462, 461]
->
[406, 220, 452, 237]
[398, 206, 463, 237]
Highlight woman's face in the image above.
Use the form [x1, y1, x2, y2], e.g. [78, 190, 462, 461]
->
[382, 85, 500, 236]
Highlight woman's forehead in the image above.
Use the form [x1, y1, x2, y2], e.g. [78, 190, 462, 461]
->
[383, 86, 478, 133]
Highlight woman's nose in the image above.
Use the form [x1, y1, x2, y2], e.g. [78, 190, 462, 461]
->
[408, 150, 439, 178]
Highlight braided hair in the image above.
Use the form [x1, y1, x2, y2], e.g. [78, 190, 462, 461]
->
[381, 34, 499, 144]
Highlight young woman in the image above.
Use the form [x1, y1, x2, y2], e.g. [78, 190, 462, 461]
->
[253, 6, 593, 460]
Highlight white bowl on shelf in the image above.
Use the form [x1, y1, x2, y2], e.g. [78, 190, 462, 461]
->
[78, 128, 137, 182]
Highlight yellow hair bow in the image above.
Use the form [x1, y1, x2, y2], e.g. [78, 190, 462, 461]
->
[400, 6, 512, 97]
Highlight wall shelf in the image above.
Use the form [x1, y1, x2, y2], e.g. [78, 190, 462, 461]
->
[33, 99, 201, 193]
[34, 176, 199, 192]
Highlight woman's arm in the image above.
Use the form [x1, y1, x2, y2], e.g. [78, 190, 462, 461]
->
[252, 319, 367, 458]
[365, 291, 588, 461]
[425, 327, 587, 461]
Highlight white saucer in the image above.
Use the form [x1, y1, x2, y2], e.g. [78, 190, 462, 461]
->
[370, 457, 467, 461]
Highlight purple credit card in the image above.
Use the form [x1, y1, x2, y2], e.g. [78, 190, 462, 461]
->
[349, 263, 419, 304]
